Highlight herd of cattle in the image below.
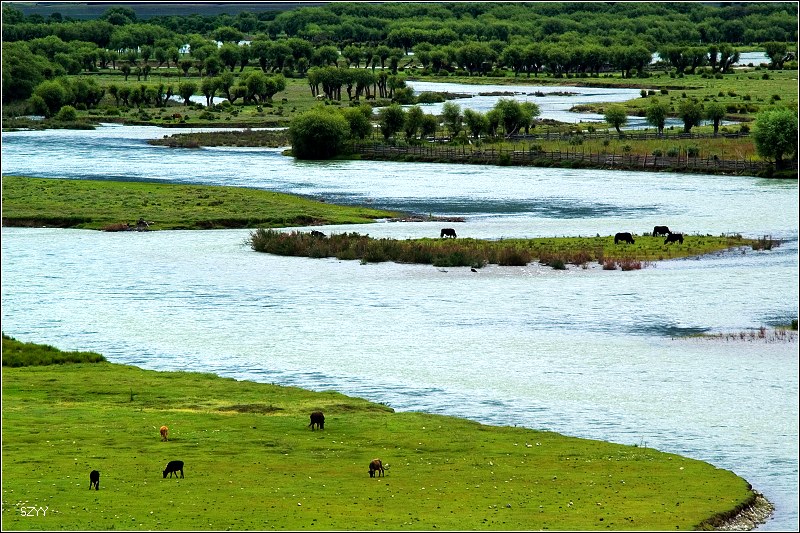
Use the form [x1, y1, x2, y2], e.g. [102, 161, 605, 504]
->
[88, 413, 386, 490]
[614, 225, 684, 245]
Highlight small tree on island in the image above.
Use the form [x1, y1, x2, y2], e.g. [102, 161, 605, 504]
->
[753, 108, 798, 171]
[288, 107, 350, 160]
[604, 104, 628, 137]
[645, 97, 670, 135]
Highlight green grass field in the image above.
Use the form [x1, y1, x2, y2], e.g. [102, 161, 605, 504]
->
[1, 335, 756, 530]
[1, 176, 401, 230]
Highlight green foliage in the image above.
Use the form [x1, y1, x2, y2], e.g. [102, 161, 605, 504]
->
[2, 334, 106, 366]
[604, 104, 628, 134]
[378, 103, 405, 141]
[288, 106, 350, 159]
[753, 107, 798, 168]
[55, 104, 77, 121]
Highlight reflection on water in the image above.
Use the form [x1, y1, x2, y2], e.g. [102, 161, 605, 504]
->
[1, 122, 798, 531]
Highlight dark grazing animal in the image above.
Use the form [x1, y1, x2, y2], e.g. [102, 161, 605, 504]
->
[614, 232, 635, 245]
[163, 460, 184, 479]
[653, 225, 671, 237]
[440, 228, 457, 239]
[89, 470, 100, 490]
[665, 233, 684, 244]
[369, 458, 384, 478]
[309, 411, 325, 430]
[310, 230, 325, 238]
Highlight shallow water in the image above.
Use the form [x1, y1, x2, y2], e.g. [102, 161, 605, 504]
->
[2, 123, 798, 530]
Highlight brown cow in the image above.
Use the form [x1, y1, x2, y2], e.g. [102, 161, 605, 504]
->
[160, 425, 169, 441]
[369, 458, 384, 478]
[309, 411, 325, 430]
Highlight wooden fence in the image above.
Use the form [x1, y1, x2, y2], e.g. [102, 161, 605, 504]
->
[352, 142, 785, 175]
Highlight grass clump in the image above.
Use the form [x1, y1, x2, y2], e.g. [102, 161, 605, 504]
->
[1, 336, 758, 530]
[2, 334, 106, 367]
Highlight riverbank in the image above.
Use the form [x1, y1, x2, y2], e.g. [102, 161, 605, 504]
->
[1, 335, 769, 530]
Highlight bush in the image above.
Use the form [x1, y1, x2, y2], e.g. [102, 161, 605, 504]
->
[55, 105, 78, 121]
[289, 108, 350, 159]
[687, 146, 700, 157]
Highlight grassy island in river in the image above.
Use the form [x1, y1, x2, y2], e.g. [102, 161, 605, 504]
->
[1, 335, 763, 530]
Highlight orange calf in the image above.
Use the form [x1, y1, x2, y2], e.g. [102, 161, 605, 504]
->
[160, 426, 169, 441]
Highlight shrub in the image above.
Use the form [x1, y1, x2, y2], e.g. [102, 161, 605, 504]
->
[667, 147, 679, 157]
[687, 146, 700, 157]
[55, 105, 78, 121]
[652, 149, 663, 157]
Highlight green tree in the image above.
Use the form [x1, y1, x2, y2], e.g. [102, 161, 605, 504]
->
[404, 105, 425, 140]
[753, 108, 798, 170]
[494, 98, 524, 136]
[379, 104, 405, 141]
[213, 26, 244, 45]
[32, 79, 68, 117]
[288, 107, 350, 159]
[705, 102, 727, 135]
[201, 77, 218, 107]
[442, 101, 462, 137]
[645, 98, 670, 135]
[762, 42, 788, 70]
[178, 81, 197, 106]
[55, 105, 77, 121]
[463, 109, 488, 139]
[341, 105, 373, 140]
[420, 114, 438, 139]
[604, 104, 628, 136]
[677, 98, 704, 133]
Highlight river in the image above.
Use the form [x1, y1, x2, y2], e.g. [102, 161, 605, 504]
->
[2, 114, 798, 531]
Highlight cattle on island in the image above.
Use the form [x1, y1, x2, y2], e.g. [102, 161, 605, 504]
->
[310, 230, 326, 238]
[614, 232, 635, 245]
[653, 226, 671, 237]
[665, 233, 684, 244]
[440, 228, 457, 239]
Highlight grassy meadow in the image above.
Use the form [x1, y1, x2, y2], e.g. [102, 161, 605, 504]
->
[1, 176, 401, 230]
[2, 335, 757, 530]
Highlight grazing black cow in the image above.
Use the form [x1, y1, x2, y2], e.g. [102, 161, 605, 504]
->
[310, 230, 325, 238]
[309, 411, 325, 430]
[665, 233, 684, 244]
[369, 458, 384, 478]
[440, 228, 457, 239]
[653, 225, 671, 237]
[163, 460, 184, 479]
[89, 470, 100, 490]
[614, 232, 635, 245]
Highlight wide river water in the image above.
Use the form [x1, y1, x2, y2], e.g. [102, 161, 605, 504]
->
[2, 89, 798, 532]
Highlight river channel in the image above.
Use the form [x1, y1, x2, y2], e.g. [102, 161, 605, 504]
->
[2, 89, 798, 531]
